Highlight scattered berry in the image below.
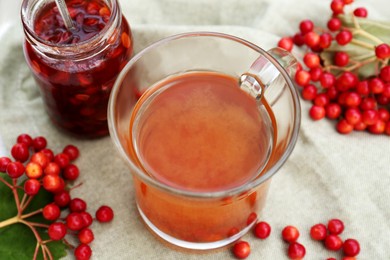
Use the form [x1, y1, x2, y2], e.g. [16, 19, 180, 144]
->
[253, 221, 271, 239]
[324, 234, 343, 251]
[232, 241, 250, 259]
[343, 238, 360, 257]
[310, 223, 327, 241]
[287, 242, 306, 259]
[96, 205, 114, 223]
[282, 226, 300, 243]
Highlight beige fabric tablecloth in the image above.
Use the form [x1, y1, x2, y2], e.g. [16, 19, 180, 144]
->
[1, 0, 389, 259]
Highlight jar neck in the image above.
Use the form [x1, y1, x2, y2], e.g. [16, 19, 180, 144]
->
[21, 0, 122, 60]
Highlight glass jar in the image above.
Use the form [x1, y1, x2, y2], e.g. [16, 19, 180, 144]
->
[21, 0, 133, 137]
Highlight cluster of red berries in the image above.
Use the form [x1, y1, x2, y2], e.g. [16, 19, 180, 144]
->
[277, 0, 390, 135]
[232, 218, 360, 259]
[0, 134, 114, 260]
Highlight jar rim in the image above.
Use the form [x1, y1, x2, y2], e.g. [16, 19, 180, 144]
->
[21, 0, 120, 57]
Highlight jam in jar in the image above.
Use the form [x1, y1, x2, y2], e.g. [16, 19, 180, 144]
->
[21, 0, 133, 137]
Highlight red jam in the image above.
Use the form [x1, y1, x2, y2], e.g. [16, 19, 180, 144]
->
[23, 0, 132, 137]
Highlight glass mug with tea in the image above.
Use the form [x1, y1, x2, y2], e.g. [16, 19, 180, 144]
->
[108, 32, 300, 250]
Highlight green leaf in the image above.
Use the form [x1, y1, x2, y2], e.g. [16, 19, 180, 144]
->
[0, 173, 68, 260]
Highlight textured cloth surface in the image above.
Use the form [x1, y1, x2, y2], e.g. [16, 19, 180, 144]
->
[0, 0, 390, 259]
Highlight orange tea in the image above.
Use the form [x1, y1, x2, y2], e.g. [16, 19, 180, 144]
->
[129, 71, 276, 244]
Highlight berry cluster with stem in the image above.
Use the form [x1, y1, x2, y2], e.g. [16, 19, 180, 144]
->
[278, 0, 390, 135]
[0, 134, 114, 260]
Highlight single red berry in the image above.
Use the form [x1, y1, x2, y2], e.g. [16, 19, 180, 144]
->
[304, 31, 320, 48]
[282, 226, 300, 243]
[327, 17, 342, 31]
[48, 222, 67, 241]
[74, 243, 92, 260]
[78, 228, 95, 244]
[378, 94, 390, 105]
[40, 148, 54, 162]
[63, 145, 80, 161]
[345, 108, 362, 125]
[66, 212, 85, 231]
[336, 30, 353, 45]
[80, 211, 94, 227]
[16, 134, 33, 147]
[253, 221, 271, 239]
[299, 19, 314, 34]
[25, 162, 43, 179]
[303, 53, 320, 69]
[353, 7, 368, 17]
[320, 72, 336, 88]
[295, 70, 311, 87]
[32, 136, 47, 152]
[278, 37, 294, 52]
[326, 86, 339, 100]
[336, 72, 358, 91]
[345, 92, 362, 107]
[330, 0, 345, 15]
[354, 121, 367, 131]
[362, 109, 379, 125]
[293, 33, 305, 47]
[375, 43, 390, 59]
[369, 78, 385, 94]
[0, 157, 11, 172]
[6, 161, 25, 179]
[336, 119, 353, 134]
[334, 51, 349, 67]
[30, 152, 49, 169]
[43, 203, 61, 221]
[54, 153, 70, 169]
[343, 238, 360, 256]
[232, 241, 250, 259]
[325, 234, 343, 251]
[319, 33, 333, 49]
[11, 143, 29, 163]
[356, 80, 370, 96]
[314, 93, 330, 107]
[63, 164, 80, 181]
[378, 108, 390, 122]
[309, 67, 323, 82]
[368, 120, 386, 134]
[54, 190, 71, 207]
[327, 219, 344, 235]
[325, 103, 342, 119]
[96, 205, 114, 223]
[24, 179, 41, 196]
[310, 223, 327, 241]
[360, 97, 377, 110]
[379, 66, 390, 82]
[287, 242, 306, 260]
[70, 198, 87, 212]
[44, 162, 61, 176]
[43, 174, 64, 193]
[309, 105, 326, 120]
[301, 85, 318, 100]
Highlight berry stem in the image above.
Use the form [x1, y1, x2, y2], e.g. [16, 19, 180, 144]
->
[28, 221, 50, 229]
[12, 179, 22, 215]
[352, 28, 384, 45]
[21, 208, 43, 219]
[33, 242, 40, 260]
[20, 195, 34, 212]
[0, 215, 19, 228]
[0, 176, 13, 189]
[350, 38, 375, 50]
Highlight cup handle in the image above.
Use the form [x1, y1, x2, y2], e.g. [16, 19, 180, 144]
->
[239, 47, 298, 102]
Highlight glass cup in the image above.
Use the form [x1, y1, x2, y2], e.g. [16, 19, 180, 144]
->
[108, 32, 301, 250]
